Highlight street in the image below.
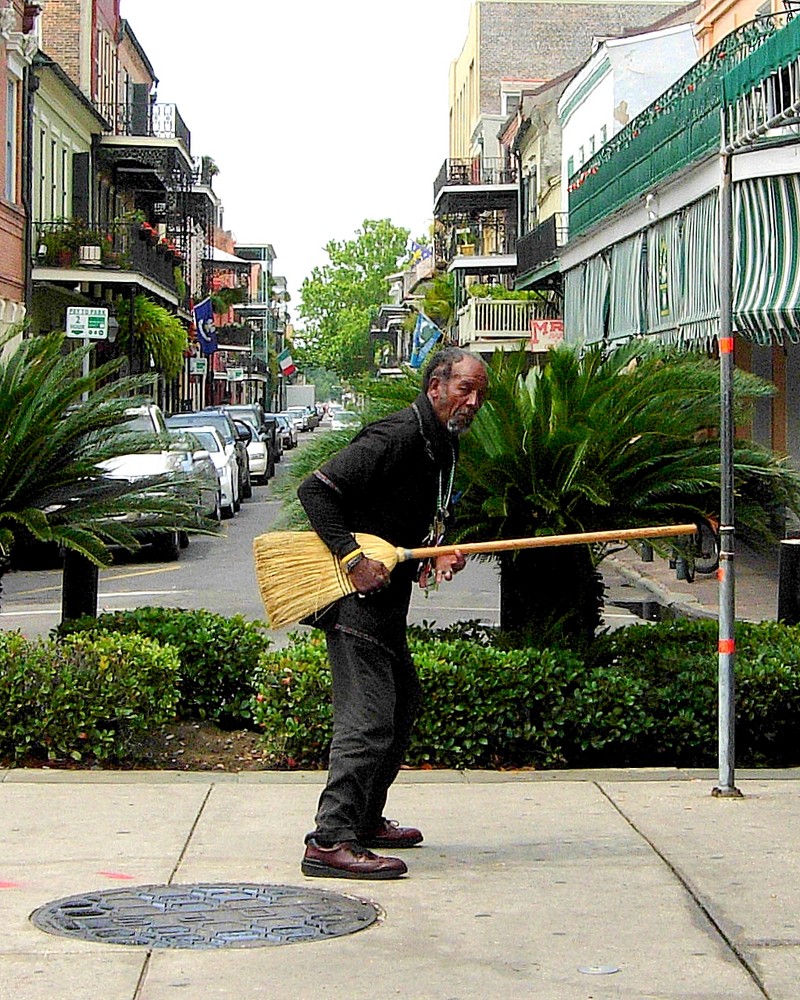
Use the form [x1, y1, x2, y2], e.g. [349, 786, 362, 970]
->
[0, 430, 654, 640]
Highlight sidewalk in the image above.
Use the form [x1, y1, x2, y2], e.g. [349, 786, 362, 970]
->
[2, 766, 799, 999]
[1, 546, 796, 999]
[605, 542, 781, 624]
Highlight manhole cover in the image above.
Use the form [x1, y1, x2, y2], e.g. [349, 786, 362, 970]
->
[30, 883, 379, 949]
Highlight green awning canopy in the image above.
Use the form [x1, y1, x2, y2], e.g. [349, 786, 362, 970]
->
[734, 174, 800, 344]
[563, 255, 609, 345]
[609, 233, 644, 340]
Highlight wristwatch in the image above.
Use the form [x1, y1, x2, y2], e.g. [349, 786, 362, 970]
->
[344, 552, 365, 573]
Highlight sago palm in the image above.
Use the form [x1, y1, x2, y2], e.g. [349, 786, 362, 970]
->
[0, 331, 205, 601]
[453, 344, 800, 643]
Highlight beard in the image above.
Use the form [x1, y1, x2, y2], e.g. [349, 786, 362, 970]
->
[447, 411, 475, 435]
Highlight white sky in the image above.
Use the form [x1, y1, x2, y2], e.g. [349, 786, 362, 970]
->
[121, 0, 475, 309]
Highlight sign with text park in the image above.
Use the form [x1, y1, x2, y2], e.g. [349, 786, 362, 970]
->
[65, 306, 109, 340]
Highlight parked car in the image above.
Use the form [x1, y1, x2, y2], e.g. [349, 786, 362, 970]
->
[168, 430, 223, 525]
[330, 409, 361, 431]
[233, 415, 270, 484]
[166, 410, 248, 509]
[98, 403, 192, 561]
[275, 413, 298, 449]
[174, 425, 238, 518]
[220, 403, 278, 478]
[286, 405, 311, 432]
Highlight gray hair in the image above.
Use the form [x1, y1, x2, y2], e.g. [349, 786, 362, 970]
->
[422, 346, 485, 391]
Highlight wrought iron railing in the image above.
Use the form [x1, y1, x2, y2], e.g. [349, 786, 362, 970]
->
[33, 220, 184, 299]
[434, 157, 517, 201]
[568, 15, 785, 237]
[516, 213, 568, 279]
[434, 214, 516, 265]
[95, 102, 192, 152]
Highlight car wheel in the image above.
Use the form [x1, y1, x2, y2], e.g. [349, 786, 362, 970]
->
[151, 531, 180, 562]
[178, 530, 190, 549]
[213, 490, 223, 524]
[243, 465, 253, 499]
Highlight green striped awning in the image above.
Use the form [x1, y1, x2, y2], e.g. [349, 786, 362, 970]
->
[735, 175, 800, 343]
[563, 255, 610, 345]
[609, 233, 644, 340]
[679, 193, 719, 344]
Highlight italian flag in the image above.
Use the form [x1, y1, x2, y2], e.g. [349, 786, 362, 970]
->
[278, 348, 297, 377]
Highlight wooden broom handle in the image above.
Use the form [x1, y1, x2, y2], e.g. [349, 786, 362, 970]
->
[396, 523, 698, 562]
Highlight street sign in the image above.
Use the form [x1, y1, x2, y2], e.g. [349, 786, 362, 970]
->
[65, 306, 109, 340]
[189, 357, 208, 375]
[226, 367, 245, 382]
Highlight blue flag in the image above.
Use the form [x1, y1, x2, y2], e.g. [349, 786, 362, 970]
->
[410, 312, 442, 369]
[193, 297, 218, 355]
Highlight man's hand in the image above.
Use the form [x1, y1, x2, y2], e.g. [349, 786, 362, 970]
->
[434, 549, 466, 584]
[349, 556, 391, 594]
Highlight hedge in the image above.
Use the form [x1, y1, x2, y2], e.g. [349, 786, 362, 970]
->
[0, 630, 180, 762]
[56, 608, 270, 726]
[252, 619, 800, 770]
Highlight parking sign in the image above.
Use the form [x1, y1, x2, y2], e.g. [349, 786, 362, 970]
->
[65, 307, 109, 340]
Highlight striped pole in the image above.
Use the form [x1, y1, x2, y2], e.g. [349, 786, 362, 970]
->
[714, 150, 741, 799]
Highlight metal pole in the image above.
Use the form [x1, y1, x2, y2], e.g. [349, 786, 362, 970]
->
[713, 150, 741, 799]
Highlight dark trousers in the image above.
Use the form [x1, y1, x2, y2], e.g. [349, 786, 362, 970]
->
[310, 626, 422, 845]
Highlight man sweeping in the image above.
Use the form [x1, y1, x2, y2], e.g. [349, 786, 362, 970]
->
[297, 346, 488, 879]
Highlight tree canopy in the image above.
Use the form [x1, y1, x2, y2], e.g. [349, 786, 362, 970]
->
[296, 219, 409, 379]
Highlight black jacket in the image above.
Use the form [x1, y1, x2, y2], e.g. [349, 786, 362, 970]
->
[297, 392, 457, 636]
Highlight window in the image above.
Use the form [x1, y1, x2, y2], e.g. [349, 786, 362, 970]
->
[50, 138, 57, 217]
[601, 124, 608, 145]
[5, 79, 17, 201]
[567, 155, 574, 178]
[589, 135, 596, 155]
[579, 145, 585, 166]
[503, 93, 521, 116]
[61, 147, 68, 218]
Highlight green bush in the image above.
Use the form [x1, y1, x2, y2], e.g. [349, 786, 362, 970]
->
[0, 630, 180, 763]
[56, 608, 270, 727]
[252, 619, 800, 770]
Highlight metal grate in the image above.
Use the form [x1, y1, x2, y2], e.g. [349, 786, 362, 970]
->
[30, 883, 379, 949]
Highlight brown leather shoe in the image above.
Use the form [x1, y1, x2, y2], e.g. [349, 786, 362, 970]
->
[360, 818, 423, 849]
[301, 839, 407, 880]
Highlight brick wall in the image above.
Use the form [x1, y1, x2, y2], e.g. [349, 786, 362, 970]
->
[0, 202, 25, 301]
[41, 0, 83, 86]
[479, 2, 693, 113]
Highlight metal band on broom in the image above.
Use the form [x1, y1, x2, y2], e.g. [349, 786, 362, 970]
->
[253, 523, 697, 630]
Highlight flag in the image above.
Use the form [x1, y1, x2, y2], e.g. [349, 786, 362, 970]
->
[193, 297, 218, 355]
[409, 312, 442, 369]
[410, 241, 433, 263]
[278, 348, 297, 377]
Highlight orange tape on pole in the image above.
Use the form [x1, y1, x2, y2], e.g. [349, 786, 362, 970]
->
[718, 638, 735, 654]
[719, 337, 734, 354]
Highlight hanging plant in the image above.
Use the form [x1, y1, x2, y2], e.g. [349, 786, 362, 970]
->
[115, 294, 189, 380]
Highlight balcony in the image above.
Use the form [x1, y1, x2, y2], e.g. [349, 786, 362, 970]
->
[433, 157, 517, 215]
[568, 14, 785, 238]
[454, 298, 563, 354]
[95, 100, 194, 188]
[516, 214, 569, 287]
[435, 214, 517, 273]
[32, 221, 184, 304]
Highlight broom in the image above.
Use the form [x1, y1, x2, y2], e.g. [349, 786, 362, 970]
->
[253, 522, 697, 630]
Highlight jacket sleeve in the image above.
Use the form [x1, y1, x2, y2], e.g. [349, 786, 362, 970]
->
[297, 425, 394, 559]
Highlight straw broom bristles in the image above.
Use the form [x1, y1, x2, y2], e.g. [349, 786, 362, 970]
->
[253, 523, 697, 630]
[253, 531, 401, 629]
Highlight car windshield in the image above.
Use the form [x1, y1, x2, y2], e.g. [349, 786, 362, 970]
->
[169, 413, 234, 444]
[190, 430, 221, 453]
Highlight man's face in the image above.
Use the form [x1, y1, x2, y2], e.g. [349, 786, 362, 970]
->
[427, 356, 488, 435]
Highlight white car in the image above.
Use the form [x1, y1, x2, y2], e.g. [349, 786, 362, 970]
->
[330, 410, 361, 431]
[233, 416, 269, 483]
[98, 403, 191, 560]
[279, 409, 305, 436]
[177, 425, 238, 518]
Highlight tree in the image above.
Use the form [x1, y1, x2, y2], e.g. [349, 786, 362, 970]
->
[0, 331, 205, 604]
[453, 344, 800, 644]
[297, 219, 410, 380]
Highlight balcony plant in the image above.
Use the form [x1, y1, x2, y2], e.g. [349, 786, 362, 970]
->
[37, 220, 102, 267]
[115, 293, 190, 380]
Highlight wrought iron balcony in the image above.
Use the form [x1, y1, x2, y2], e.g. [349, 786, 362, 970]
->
[568, 14, 785, 238]
[516, 214, 568, 283]
[434, 157, 517, 214]
[33, 220, 184, 301]
[434, 214, 516, 267]
[95, 101, 192, 153]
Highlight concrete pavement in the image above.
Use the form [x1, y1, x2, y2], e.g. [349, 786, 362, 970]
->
[2, 766, 799, 999]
